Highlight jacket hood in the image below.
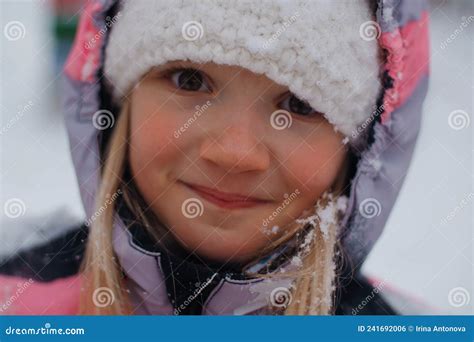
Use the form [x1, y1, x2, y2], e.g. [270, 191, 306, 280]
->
[62, 0, 430, 314]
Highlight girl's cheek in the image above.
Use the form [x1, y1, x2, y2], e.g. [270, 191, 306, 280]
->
[279, 139, 345, 194]
[130, 106, 186, 172]
[131, 81, 203, 148]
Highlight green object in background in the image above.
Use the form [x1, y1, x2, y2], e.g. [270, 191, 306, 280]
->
[54, 15, 78, 41]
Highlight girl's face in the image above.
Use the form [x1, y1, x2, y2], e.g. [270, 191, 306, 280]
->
[129, 61, 348, 264]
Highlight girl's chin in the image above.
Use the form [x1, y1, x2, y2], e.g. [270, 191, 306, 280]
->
[172, 222, 265, 264]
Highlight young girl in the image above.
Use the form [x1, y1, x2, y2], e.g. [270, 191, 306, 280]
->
[0, 0, 430, 315]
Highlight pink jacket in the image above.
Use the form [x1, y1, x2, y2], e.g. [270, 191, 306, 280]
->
[0, 275, 81, 315]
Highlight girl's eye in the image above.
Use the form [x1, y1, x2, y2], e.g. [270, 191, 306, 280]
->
[279, 94, 320, 117]
[170, 68, 211, 92]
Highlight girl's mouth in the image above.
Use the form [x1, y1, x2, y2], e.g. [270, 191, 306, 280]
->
[180, 181, 272, 209]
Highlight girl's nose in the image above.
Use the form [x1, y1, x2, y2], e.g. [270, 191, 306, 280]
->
[199, 122, 270, 174]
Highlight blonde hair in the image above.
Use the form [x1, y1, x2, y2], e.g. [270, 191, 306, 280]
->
[79, 100, 352, 315]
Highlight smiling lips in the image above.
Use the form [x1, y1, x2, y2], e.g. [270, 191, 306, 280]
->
[182, 181, 272, 209]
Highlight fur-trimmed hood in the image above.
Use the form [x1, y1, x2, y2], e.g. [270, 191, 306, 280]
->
[58, 0, 430, 315]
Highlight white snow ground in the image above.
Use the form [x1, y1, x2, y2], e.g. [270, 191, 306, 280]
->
[0, 0, 472, 314]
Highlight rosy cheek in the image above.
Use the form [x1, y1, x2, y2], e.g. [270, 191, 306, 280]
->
[130, 112, 183, 171]
[282, 143, 344, 195]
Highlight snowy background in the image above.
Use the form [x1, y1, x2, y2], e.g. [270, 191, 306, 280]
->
[1, 0, 472, 314]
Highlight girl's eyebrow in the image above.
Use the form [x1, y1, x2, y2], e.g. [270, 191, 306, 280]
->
[145, 61, 194, 79]
[152, 60, 206, 72]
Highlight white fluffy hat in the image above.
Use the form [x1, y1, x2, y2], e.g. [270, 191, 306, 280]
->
[104, 0, 382, 140]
